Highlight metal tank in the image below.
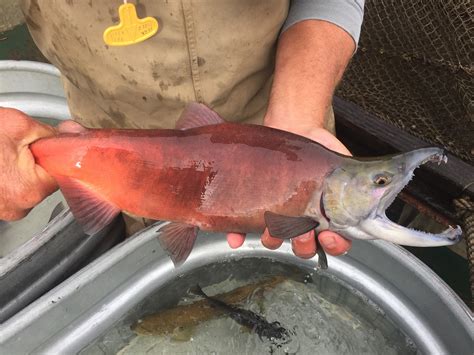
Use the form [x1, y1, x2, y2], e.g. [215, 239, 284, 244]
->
[0, 224, 471, 354]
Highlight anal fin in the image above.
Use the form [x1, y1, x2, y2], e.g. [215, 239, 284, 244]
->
[264, 212, 319, 240]
[158, 222, 199, 266]
[55, 176, 120, 235]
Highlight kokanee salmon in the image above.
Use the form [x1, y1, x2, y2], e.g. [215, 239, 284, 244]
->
[30, 103, 462, 265]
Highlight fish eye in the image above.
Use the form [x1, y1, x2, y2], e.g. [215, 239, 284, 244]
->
[373, 173, 392, 186]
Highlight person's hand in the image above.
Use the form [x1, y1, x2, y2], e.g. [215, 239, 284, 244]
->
[227, 19, 355, 258]
[0, 107, 59, 220]
[226, 125, 352, 258]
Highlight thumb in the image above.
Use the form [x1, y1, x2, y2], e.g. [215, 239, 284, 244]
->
[57, 120, 87, 134]
[318, 231, 352, 256]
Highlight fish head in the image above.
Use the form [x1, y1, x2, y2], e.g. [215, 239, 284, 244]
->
[322, 147, 462, 246]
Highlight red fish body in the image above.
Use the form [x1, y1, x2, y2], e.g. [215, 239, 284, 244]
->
[31, 123, 342, 235]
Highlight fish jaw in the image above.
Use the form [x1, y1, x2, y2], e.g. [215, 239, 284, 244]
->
[360, 147, 462, 246]
[323, 147, 463, 247]
[358, 217, 462, 246]
[374, 147, 447, 217]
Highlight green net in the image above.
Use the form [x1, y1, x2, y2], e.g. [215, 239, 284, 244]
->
[337, 0, 473, 163]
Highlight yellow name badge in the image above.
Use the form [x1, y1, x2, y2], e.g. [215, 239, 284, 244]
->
[103, 3, 158, 46]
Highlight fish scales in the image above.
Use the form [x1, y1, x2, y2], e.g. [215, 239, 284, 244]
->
[31, 123, 341, 233]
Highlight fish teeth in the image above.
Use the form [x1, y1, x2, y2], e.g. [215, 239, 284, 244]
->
[423, 152, 448, 166]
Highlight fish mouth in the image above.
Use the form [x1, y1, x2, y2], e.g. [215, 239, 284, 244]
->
[367, 148, 463, 246]
[376, 148, 446, 216]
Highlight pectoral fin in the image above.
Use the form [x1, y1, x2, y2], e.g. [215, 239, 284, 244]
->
[264, 212, 319, 240]
[158, 222, 199, 266]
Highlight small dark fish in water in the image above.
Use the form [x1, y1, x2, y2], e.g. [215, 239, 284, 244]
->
[191, 285, 290, 342]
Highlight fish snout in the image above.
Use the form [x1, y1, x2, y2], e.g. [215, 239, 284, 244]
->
[399, 147, 446, 174]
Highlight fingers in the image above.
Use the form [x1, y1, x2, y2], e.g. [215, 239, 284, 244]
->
[0, 208, 31, 221]
[227, 228, 352, 260]
[263, 229, 351, 258]
[35, 164, 60, 193]
[226, 232, 246, 249]
[291, 230, 316, 259]
[261, 228, 284, 249]
[24, 120, 57, 144]
[318, 230, 352, 256]
[306, 128, 351, 156]
[263, 228, 318, 259]
[0, 107, 59, 220]
[57, 120, 87, 134]
[325, 139, 351, 156]
[0, 107, 56, 144]
[0, 108, 85, 144]
[227, 229, 285, 250]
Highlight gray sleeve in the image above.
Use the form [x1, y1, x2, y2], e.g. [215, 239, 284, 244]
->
[282, 0, 365, 46]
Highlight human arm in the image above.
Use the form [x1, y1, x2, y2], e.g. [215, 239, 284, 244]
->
[264, 18, 356, 257]
[227, 2, 364, 258]
[264, 8, 360, 256]
[266, 0, 364, 144]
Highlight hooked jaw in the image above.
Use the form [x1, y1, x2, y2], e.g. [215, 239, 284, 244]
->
[375, 148, 447, 217]
[364, 147, 462, 246]
[360, 216, 462, 246]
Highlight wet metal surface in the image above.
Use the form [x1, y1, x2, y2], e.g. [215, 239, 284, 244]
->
[0, 60, 70, 121]
[0, 210, 124, 323]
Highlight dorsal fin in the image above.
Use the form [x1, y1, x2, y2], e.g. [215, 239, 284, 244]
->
[176, 102, 225, 129]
